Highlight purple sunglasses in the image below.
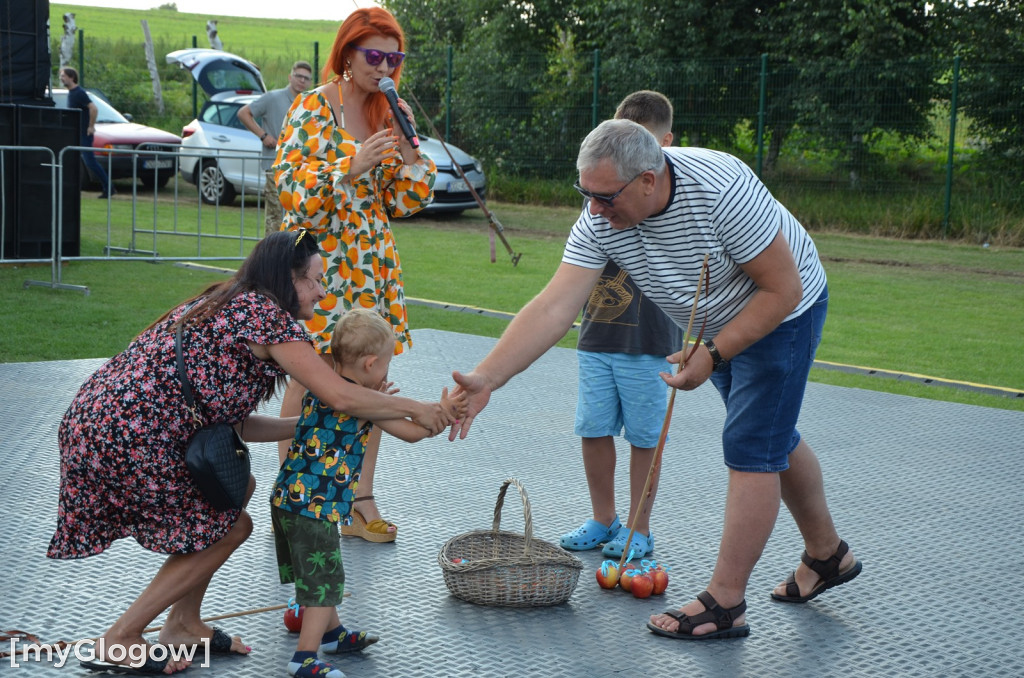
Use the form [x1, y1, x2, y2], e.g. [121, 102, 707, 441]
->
[352, 46, 405, 68]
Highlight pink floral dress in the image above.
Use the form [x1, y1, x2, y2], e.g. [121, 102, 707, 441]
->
[47, 293, 309, 558]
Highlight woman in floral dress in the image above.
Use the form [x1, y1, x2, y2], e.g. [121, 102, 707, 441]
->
[272, 7, 436, 543]
[47, 230, 455, 675]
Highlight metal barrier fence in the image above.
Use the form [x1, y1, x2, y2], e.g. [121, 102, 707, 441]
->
[0, 144, 270, 294]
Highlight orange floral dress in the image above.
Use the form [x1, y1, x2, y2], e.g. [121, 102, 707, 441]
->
[273, 88, 436, 355]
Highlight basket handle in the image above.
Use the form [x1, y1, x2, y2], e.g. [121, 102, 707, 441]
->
[491, 477, 533, 555]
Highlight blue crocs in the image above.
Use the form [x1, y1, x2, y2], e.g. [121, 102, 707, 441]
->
[560, 515, 622, 551]
[601, 526, 654, 560]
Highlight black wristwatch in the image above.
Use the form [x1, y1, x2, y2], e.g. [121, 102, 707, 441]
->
[705, 339, 728, 372]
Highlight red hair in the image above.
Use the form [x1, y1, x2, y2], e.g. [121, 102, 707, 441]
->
[324, 7, 406, 134]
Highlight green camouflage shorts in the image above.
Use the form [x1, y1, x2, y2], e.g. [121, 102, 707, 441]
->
[271, 505, 346, 607]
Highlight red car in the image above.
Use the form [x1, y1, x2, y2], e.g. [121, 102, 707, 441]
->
[52, 88, 182, 189]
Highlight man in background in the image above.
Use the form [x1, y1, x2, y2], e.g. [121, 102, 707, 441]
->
[238, 60, 313, 236]
[59, 67, 113, 199]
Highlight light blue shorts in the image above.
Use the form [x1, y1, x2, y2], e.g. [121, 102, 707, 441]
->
[709, 287, 828, 472]
[575, 351, 671, 449]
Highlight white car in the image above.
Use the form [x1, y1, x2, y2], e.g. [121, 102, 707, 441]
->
[166, 48, 266, 204]
[167, 48, 486, 211]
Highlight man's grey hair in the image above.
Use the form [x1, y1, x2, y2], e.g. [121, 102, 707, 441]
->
[577, 119, 665, 181]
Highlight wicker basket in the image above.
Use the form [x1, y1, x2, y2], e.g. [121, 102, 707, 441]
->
[438, 478, 583, 607]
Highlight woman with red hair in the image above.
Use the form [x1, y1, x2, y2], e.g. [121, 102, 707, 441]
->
[273, 7, 436, 549]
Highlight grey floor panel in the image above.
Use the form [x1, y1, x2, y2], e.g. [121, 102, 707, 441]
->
[2, 329, 1023, 677]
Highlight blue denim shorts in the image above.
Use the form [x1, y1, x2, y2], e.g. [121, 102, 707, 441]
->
[575, 351, 671, 448]
[709, 287, 828, 472]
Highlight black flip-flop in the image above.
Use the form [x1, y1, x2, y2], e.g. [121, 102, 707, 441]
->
[209, 627, 242, 654]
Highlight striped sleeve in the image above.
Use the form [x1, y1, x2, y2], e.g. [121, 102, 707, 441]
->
[564, 210, 610, 269]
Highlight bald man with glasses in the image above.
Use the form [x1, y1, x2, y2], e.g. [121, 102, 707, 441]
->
[238, 61, 314, 236]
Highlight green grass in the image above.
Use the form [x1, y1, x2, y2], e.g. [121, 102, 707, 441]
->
[3, 200, 1022, 414]
[51, 3, 338, 79]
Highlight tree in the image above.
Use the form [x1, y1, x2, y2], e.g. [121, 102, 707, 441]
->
[935, 0, 1024, 167]
[762, 0, 941, 183]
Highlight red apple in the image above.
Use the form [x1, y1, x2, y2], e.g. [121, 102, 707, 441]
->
[619, 565, 639, 592]
[595, 561, 620, 589]
[630, 573, 654, 599]
[650, 567, 669, 595]
[284, 605, 305, 632]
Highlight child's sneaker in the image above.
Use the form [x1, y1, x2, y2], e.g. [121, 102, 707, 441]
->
[320, 629, 379, 654]
[288, 656, 345, 678]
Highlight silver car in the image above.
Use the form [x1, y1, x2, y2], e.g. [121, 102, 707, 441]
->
[167, 48, 486, 212]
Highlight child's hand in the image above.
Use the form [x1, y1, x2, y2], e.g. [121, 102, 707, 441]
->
[440, 386, 469, 421]
[378, 379, 400, 395]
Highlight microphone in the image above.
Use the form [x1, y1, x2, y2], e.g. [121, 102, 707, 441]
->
[378, 77, 419, 148]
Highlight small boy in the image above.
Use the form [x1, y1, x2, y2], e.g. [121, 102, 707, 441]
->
[560, 91, 683, 560]
[271, 309, 466, 678]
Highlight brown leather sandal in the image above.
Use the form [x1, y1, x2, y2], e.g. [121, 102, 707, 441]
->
[646, 590, 750, 640]
[771, 538, 863, 603]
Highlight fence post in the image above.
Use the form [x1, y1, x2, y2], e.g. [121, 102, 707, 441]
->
[446, 44, 453, 142]
[141, 20, 165, 115]
[592, 49, 600, 130]
[314, 42, 319, 85]
[78, 30, 84, 85]
[942, 56, 960, 237]
[756, 53, 767, 178]
[191, 35, 198, 120]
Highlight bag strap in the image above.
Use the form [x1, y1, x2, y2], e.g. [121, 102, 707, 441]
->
[174, 307, 204, 428]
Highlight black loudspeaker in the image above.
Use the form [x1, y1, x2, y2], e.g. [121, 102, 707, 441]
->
[0, 104, 16, 258]
[11, 104, 81, 258]
[0, 0, 52, 104]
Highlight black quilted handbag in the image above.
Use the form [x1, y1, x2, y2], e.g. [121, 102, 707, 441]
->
[175, 323, 250, 511]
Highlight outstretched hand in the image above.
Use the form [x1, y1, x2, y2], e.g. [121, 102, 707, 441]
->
[447, 370, 492, 441]
[439, 386, 469, 422]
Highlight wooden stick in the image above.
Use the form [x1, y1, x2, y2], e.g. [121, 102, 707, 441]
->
[141, 603, 291, 634]
[617, 254, 709, 570]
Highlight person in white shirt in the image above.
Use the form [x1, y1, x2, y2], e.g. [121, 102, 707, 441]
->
[450, 118, 861, 641]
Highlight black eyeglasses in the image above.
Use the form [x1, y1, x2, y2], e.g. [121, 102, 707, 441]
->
[291, 72, 312, 82]
[574, 169, 651, 208]
[352, 46, 406, 68]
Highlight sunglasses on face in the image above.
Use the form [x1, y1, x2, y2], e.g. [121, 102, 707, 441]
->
[574, 169, 650, 208]
[291, 72, 312, 82]
[352, 45, 406, 68]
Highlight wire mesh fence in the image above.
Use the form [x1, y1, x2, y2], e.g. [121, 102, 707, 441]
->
[406, 50, 1024, 242]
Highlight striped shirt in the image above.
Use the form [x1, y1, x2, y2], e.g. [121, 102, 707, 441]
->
[563, 147, 826, 337]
